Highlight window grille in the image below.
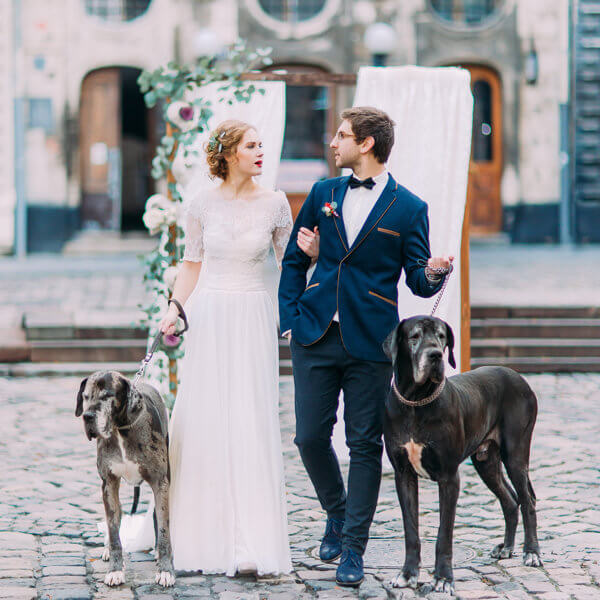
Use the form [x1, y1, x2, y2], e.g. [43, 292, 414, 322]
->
[257, 0, 327, 23]
[430, 0, 500, 26]
[84, 0, 152, 22]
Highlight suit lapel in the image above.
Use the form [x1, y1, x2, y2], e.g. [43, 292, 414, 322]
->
[349, 174, 398, 251]
[331, 176, 351, 252]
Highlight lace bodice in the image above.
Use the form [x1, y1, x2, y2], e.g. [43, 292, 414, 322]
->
[182, 187, 293, 291]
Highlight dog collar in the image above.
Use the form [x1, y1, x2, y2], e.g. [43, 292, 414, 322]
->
[116, 408, 145, 431]
[391, 375, 446, 407]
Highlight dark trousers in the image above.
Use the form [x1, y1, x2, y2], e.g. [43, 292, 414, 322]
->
[290, 322, 392, 555]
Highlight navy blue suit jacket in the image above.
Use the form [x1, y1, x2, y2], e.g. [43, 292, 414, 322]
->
[278, 173, 442, 363]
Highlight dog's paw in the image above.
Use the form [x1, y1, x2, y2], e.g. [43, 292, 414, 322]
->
[491, 543, 513, 559]
[523, 551, 542, 567]
[155, 570, 176, 587]
[433, 577, 455, 595]
[104, 570, 125, 586]
[101, 547, 110, 561]
[389, 572, 418, 588]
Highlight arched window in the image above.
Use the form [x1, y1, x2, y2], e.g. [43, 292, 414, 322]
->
[429, 0, 502, 27]
[84, 0, 152, 22]
[258, 0, 327, 23]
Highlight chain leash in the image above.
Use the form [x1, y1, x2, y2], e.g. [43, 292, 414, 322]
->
[418, 260, 454, 316]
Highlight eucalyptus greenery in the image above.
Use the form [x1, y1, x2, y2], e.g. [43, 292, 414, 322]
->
[137, 39, 272, 408]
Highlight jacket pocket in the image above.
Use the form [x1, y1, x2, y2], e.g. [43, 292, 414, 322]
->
[305, 282, 320, 291]
[368, 290, 397, 307]
[377, 227, 401, 238]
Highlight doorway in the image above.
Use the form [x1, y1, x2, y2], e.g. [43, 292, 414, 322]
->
[461, 65, 503, 234]
[79, 67, 155, 230]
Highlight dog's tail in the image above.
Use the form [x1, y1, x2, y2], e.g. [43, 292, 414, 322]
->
[131, 485, 140, 514]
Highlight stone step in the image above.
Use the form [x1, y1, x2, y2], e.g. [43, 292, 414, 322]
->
[471, 318, 600, 339]
[471, 338, 600, 357]
[471, 306, 600, 319]
[30, 339, 147, 363]
[0, 362, 140, 377]
[22, 311, 148, 341]
[471, 356, 600, 373]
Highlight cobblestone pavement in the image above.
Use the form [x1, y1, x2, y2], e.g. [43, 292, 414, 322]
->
[1, 373, 599, 599]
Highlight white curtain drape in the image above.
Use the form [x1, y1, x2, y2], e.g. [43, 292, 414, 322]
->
[334, 66, 473, 468]
[353, 65, 473, 369]
[175, 81, 286, 196]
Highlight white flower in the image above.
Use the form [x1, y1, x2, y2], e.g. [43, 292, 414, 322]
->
[166, 101, 199, 132]
[143, 208, 166, 235]
[163, 266, 179, 291]
[142, 194, 178, 235]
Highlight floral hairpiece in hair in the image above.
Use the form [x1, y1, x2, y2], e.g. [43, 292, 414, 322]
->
[208, 131, 226, 153]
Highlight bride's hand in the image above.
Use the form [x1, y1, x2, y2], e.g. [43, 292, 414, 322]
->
[158, 305, 179, 335]
[297, 226, 320, 259]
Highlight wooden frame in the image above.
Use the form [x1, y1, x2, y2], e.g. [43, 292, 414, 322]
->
[242, 71, 471, 371]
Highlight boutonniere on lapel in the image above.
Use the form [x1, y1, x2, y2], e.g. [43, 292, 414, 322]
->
[322, 201, 339, 218]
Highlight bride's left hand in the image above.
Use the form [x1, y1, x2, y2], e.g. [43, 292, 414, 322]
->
[297, 226, 320, 259]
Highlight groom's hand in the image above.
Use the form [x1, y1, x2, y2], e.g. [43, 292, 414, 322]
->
[426, 255, 454, 279]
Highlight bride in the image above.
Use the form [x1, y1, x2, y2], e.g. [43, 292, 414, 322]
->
[157, 119, 316, 575]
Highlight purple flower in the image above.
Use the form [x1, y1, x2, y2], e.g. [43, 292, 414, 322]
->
[162, 334, 181, 347]
[179, 106, 194, 121]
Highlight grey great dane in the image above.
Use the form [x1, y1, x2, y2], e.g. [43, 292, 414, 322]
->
[383, 316, 542, 595]
[76, 370, 175, 587]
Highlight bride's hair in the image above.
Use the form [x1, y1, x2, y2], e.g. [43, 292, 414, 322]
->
[205, 119, 255, 180]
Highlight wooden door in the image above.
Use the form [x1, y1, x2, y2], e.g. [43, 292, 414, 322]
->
[465, 66, 503, 233]
[79, 68, 121, 229]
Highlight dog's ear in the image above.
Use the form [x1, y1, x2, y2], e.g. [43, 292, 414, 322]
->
[128, 387, 143, 413]
[75, 378, 88, 417]
[383, 321, 405, 364]
[115, 374, 130, 402]
[445, 321, 456, 369]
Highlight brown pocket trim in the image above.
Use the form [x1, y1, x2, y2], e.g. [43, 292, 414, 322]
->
[305, 282, 320, 291]
[377, 227, 401, 237]
[368, 290, 398, 307]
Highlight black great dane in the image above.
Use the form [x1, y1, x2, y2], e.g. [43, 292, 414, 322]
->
[382, 316, 542, 595]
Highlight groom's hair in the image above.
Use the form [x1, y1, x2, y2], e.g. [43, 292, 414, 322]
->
[341, 107, 395, 163]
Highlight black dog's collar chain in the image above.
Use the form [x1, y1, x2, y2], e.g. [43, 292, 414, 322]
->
[391, 375, 446, 407]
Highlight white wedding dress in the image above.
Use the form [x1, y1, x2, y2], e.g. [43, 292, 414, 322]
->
[112, 187, 293, 576]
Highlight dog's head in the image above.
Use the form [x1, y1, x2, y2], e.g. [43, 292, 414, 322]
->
[383, 316, 455, 385]
[75, 371, 135, 440]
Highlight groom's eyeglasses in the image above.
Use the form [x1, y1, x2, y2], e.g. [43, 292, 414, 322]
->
[332, 131, 356, 142]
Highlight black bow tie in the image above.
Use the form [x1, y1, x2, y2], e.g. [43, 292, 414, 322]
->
[348, 176, 375, 190]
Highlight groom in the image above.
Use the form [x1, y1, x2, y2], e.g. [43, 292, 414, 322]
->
[278, 107, 452, 586]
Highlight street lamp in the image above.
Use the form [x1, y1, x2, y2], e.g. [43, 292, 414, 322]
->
[364, 22, 396, 67]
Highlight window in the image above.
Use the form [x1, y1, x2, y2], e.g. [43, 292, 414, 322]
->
[471, 80, 493, 162]
[258, 0, 327, 23]
[84, 0, 152, 22]
[430, 0, 501, 27]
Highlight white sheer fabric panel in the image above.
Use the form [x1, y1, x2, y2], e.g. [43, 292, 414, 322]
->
[334, 67, 473, 469]
[175, 81, 286, 198]
[354, 66, 473, 371]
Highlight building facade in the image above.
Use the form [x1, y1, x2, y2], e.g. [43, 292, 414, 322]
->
[0, 0, 596, 253]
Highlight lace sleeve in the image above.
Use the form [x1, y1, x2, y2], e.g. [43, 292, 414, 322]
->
[182, 196, 205, 262]
[271, 191, 293, 268]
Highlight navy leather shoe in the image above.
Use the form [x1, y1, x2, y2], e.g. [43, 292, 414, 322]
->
[336, 548, 364, 587]
[319, 518, 344, 562]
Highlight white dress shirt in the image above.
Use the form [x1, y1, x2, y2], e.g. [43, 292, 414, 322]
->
[341, 169, 390, 247]
[332, 170, 389, 322]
